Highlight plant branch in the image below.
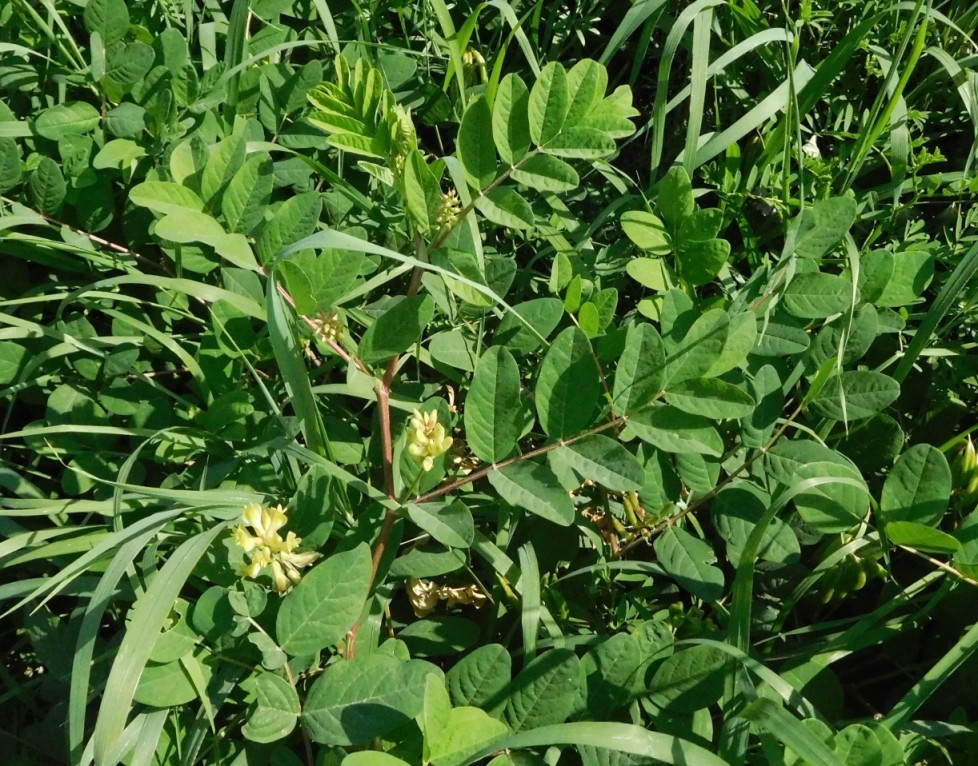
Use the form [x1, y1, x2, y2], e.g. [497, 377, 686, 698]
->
[415, 417, 625, 505]
[616, 402, 805, 559]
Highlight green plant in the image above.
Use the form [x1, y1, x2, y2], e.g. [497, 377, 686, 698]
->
[2, 1, 978, 766]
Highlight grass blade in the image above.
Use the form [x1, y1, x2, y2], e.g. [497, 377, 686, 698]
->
[467, 722, 732, 766]
[91, 524, 227, 763]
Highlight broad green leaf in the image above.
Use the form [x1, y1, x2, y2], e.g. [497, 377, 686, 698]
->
[34, 102, 101, 140]
[167, 134, 206, 187]
[629, 407, 723, 457]
[446, 644, 512, 708]
[622, 211, 671, 254]
[810, 304, 879, 370]
[535, 327, 600, 438]
[650, 644, 728, 712]
[29, 157, 65, 216]
[279, 246, 364, 314]
[105, 42, 155, 87]
[429, 706, 509, 766]
[242, 672, 300, 743]
[134, 655, 213, 707]
[765, 439, 852, 487]
[276, 543, 372, 656]
[201, 135, 246, 206]
[879, 444, 951, 526]
[503, 649, 581, 731]
[741, 699, 845, 766]
[434, 249, 492, 307]
[511, 154, 578, 193]
[459, 96, 497, 190]
[257, 192, 322, 264]
[401, 616, 480, 657]
[675, 453, 720, 495]
[626, 258, 671, 291]
[406, 502, 474, 549]
[390, 548, 466, 580]
[592, 288, 618, 332]
[885, 521, 960, 554]
[423, 674, 451, 746]
[130, 181, 205, 216]
[543, 127, 616, 158]
[638, 445, 683, 511]
[148, 600, 196, 663]
[105, 101, 146, 140]
[563, 275, 583, 313]
[221, 152, 274, 235]
[564, 59, 608, 128]
[0, 342, 27, 385]
[753, 321, 810, 357]
[860, 249, 934, 307]
[358, 295, 435, 366]
[495, 298, 563, 355]
[793, 195, 857, 259]
[475, 187, 534, 230]
[529, 62, 569, 145]
[429, 330, 477, 372]
[488, 461, 575, 526]
[583, 633, 644, 711]
[678, 208, 723, 241]
[303, 653, 442, 745]
[580, 86, 640, 138]
[792, 461, 869, 533]
[465, 347, 522, 463]
[664, 378, 756, 420]
[93, 138, 144, 170]
[84, 0, 129, 45]
[557, 435, 644, 492]
[664, 308, 727, 385]
[344, 753, 412, 766]
[0, 138, 22, 192]
[404, 149, 438, 231]
[677, 238, 730, 286]
[707, 311, 756, 376]
[783, 272, 855, 319]
[810, 371, 900, 421]
[578, 302, 600, 338]
[741, 366, 783, 448]
[832, 724, 883, 766]
[155, 210, 259, 271]
[653, 527, 724, 602]
[657, 166, 694, 228]
[492, 74, 531, 164]
[712, 483, 800, 567]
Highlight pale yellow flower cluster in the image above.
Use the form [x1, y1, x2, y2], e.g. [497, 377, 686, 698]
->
[407, 578, 488, 617]
[233, 503, 319, 593]
[407, 409, 453, 472]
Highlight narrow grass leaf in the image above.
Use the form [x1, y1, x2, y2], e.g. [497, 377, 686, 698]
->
[92, 524, 227, 764]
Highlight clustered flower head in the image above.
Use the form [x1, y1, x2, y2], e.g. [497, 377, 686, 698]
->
[310, 309, 343, 345]
[407, 578, 488, 618]
[233, 503, 319, 593]
[434, 189, 462, 229]
[407, 409, 453, 472]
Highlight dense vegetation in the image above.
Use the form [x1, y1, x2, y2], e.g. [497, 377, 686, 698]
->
[2, 1, 978, 764]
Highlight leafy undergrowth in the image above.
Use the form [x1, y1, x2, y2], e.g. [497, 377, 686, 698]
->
[2, 1, 978, 765]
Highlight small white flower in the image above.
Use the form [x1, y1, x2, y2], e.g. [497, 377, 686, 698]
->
[802, 134, 821, 159]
